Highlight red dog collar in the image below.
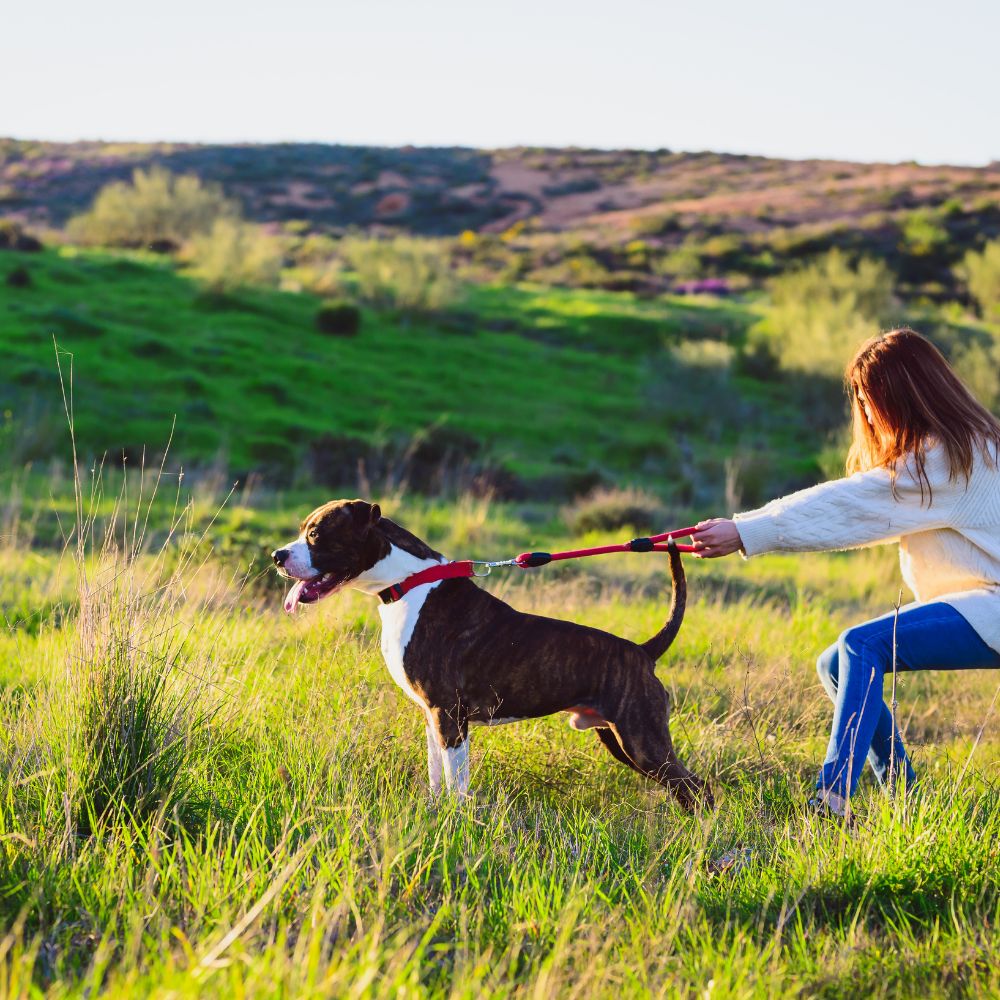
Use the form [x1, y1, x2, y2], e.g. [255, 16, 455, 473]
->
[378, 561, 477, 604]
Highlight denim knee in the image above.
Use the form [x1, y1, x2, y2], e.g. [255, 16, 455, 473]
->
[816, 642, 839, 699]
[839, 622, 892, 680]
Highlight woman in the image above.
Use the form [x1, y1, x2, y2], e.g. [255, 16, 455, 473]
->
[692, 328, 1000, 818]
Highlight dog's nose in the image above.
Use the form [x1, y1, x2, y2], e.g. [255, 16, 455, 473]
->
[272, 548, 289, 567]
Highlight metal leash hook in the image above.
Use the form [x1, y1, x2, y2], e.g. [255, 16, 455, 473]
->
[469, 558, 520, 577]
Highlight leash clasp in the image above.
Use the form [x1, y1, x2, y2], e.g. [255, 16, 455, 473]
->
[470, 558, 518, 577]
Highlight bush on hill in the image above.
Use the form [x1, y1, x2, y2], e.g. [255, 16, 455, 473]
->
[315, 300, 361, 336]
[745, 249, 895, 380]
[952, 337, 1000, 413]
[5, 265, 31, 288]
[67, 167, 238, 248]
[564, 486, 666, 535]
[341, 235, 458, 313]
[185, 218, 283, 293]
[956, 241, 1000, 321]
[0, 219, 43, 251]
[308, 425, 520, 498]
[529, 250, 614, 289]
[654, 241, 704, 280]
[286, 259, 344, 297]
[899, 209, 950, 258]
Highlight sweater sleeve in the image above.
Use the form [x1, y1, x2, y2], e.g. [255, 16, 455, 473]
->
[733, 447, 964, 558]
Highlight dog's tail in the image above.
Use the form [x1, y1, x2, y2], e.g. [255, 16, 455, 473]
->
[641, 539, 686, 661]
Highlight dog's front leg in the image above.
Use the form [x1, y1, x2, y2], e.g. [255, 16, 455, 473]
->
[425, 717, 444, 796]
[442, 739, 470, 798]
[429, 710, 470, 798]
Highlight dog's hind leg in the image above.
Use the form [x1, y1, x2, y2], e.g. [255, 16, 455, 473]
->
[594, 727, 642, 772]
[607, 679, 713, 812]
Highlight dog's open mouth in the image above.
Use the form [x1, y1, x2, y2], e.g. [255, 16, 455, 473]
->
[283, 573, 346, 613]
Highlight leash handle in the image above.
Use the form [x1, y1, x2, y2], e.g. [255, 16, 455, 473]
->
[516, 552, 553, 568]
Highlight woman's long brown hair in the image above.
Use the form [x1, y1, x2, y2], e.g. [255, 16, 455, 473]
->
[845, 328, 1000, 502]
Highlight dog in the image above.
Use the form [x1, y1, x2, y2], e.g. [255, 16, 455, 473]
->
[272, 499, 711, 811]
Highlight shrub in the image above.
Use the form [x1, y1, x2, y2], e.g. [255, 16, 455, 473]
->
[316, 300, 362, 336]
[956, 241, 1000, 320]
[634, 212, 682, 237]
[307, 426, 522, 498]
[899, 209, 949, 257]
[185, 218, 283, 293]
[286, 257, 344, 296]
[654, 242, 703, 280]
[5, 265, 31, 288]
[340, 235, 458, 313]
[530, 252, 613, 289]
[67, 166, 238, 248]
[746, 249, 895, 380]
[308, 433, 372, 487]
[564, 486, 666, 535]
[294, 232, 339, 263]
[952, 337, 1000, 413]
[0, 219, 43, 251]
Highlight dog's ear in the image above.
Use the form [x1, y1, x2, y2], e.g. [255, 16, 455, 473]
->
[347, 500, 381, 530]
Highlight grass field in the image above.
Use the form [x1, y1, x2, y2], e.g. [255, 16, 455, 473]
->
[4, 465, 1000, 998]
[4, 235, 1000, 996]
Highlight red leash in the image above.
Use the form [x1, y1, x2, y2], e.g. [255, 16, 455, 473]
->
[378, 526, 700, 603]
[513, 525, 699, 567]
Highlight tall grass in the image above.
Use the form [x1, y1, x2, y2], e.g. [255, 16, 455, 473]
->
[71, 519, 217, 831]
[8, 362, 243, 841]
[5, 448, 1000, 994]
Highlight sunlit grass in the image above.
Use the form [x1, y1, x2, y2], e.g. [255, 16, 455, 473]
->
[3, 471, 1000, 996]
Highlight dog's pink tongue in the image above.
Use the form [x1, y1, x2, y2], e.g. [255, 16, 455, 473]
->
[284, 579, 307, 614]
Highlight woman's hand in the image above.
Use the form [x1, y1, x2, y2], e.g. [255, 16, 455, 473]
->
[690, 518, 744, 558]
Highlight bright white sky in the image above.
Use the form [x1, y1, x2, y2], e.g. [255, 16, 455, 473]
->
[5, 0, 997, 165]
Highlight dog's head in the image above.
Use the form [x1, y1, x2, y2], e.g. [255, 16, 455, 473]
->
[272, 499, 387, 613]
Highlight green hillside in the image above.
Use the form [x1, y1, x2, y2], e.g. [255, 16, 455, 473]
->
[1, 247, 828, 501]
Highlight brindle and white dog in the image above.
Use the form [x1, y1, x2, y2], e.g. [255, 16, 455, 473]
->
[272, 499, 711, 811]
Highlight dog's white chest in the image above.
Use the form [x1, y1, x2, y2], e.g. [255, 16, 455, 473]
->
[378, 584, 439, 708]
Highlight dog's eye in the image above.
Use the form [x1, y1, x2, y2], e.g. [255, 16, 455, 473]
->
[307, 528, 319, 542]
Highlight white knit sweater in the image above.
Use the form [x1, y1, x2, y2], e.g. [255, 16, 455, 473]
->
[733, 441, 1000, 653]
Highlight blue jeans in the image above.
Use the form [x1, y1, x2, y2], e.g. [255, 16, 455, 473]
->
[815, 602, 1000, 798]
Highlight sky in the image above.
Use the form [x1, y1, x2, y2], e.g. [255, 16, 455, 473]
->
[5, 0, 998, 165]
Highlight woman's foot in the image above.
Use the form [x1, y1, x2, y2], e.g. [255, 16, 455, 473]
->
[807, 789, 855, 826]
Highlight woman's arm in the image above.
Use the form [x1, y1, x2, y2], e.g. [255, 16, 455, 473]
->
[696, 446, 966, 559]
